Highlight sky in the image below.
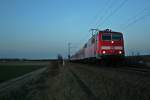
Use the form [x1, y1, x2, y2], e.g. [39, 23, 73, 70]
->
[0, 0, 150, 59]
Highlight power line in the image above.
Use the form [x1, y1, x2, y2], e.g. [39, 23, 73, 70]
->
[126, 5, 150, 23]
[88, 0, 113, 29]
[93, 0, 114, 28]
[123, 12, 150, 29]
[97, 0, 128, 29]
[97, 0, 128, 28]
[122, 5, 150, 29]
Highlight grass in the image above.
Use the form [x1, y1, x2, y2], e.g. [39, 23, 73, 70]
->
[0, 61, 49, 83]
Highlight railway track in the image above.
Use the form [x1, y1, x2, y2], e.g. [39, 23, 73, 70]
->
[72, 61, 150, 77]
[117, 65, 150, 77]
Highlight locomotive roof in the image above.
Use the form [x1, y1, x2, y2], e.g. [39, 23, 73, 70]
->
[99, 31, 122, 34]
[98, 29, 122, 34]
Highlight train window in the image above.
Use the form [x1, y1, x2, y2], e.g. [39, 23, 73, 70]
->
[102, 34, 111, 41]
[112, 34, 122, 40]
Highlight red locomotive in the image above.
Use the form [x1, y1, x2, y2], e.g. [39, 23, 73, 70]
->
[71, 29, 125, 63]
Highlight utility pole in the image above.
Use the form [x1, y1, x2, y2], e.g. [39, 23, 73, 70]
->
[68, 42, 71, 60]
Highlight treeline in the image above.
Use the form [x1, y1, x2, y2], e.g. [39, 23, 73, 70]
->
[0, 58, 57, 62]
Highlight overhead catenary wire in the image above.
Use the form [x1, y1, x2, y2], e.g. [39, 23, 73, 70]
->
[93, 0, 114, 28]
[97, 0, 128, 29]
[123, 12, 150, 29]
[88, 0, 110, 28]
[97, 0, 128, 28]
[122, 5, 150, 29]
[126, 5, 150, 23]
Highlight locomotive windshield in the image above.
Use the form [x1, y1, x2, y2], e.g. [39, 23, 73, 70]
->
[112, 34, 122, 40]
[102, 34, 111, 40]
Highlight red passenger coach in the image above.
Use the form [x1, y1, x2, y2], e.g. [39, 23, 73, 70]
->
[71, 29, 125, 63]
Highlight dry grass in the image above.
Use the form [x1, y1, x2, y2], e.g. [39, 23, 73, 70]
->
[0, 61, 49, 83]
[70, 63, 150, 100]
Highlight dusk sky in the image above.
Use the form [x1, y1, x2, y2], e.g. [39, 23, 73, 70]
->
[0, 0, 150, 59]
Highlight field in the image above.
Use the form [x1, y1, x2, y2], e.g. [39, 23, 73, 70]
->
[0, 61, 50, 83]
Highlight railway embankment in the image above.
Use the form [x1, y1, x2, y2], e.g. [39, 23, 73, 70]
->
[69, 63, 150, 100]
[126, 55, 150, 67]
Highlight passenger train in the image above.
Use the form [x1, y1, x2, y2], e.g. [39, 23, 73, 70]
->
[71, 29, 125, 63]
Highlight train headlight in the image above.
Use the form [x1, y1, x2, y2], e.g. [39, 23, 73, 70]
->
[119, 51, 122, 54]
[111, 41, 114, 44]
[102, 50, 106, 54]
